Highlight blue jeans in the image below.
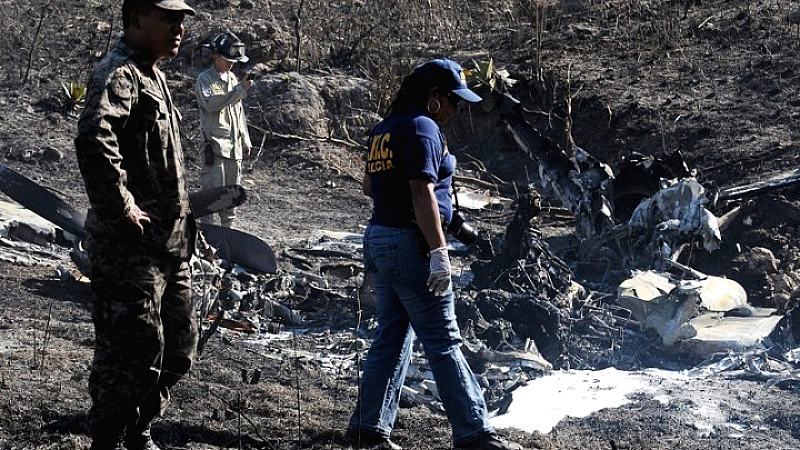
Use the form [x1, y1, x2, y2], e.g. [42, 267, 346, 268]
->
[348, 224, 492, 444]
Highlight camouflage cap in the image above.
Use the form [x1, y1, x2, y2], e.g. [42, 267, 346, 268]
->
[150, 0, 196, 15]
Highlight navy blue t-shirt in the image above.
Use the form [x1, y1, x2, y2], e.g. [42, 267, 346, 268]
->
[366, 106, 455, 228]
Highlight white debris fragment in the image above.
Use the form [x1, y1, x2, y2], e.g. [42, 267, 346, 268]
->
[629, 178, 722, 253]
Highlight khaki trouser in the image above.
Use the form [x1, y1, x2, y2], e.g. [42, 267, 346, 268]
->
[200, 154, 242, 227]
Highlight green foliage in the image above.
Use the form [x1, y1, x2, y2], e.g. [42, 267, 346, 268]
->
[61, 80, 86, 109]
[465, 58, 517, 112]
[468, 58, 517, 93]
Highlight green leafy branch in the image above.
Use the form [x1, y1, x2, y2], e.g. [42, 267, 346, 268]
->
[465, 58, 517, 112]
[466, 58, 517, 93]
[61, 80, 86, 110]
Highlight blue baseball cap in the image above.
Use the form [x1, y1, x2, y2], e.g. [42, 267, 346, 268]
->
[414, 58, 482, 103]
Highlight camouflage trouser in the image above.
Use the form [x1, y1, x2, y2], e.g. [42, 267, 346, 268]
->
[87, 243, 198, 446]
[199, 154, 242, 227]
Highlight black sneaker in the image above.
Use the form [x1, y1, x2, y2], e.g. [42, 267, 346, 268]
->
[344, 428, 402, 449]
[455, 432, 524, 450]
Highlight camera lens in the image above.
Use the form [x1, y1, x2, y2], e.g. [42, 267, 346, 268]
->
[448, 212, 478, 246]
[454, 222, 477, 245]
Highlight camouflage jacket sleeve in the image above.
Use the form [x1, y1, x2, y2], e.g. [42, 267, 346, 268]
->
[75, 63, 137, 221]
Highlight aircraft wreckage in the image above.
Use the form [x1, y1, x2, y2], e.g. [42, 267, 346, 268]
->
[480, 91, 800, 362]
[1, 89, 800, 418]
[0, 162, 275, 274]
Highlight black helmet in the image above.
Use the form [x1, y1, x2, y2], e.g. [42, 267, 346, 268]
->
[209, 32, 248, 63]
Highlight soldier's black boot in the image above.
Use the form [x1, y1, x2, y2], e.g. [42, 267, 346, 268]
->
[125, 395, 163, 450]
[124, 425, 160, 450]
[89, 416, 126, 450]
[90, 438, 125, 450]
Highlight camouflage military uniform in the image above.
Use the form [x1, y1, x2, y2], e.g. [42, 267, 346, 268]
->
[75, 37, 199, 448]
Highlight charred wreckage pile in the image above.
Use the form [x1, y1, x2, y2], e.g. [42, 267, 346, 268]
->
[2, 91, 800, 419]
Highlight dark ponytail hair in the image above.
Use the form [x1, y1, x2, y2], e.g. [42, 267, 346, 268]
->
[384, 69, 440, 117]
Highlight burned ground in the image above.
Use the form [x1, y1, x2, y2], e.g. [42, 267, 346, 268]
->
[2, 0, 800, 449]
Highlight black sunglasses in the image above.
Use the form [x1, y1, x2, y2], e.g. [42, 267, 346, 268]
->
[447, 92, 462, 106]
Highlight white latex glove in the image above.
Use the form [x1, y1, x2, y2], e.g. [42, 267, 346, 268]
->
[427, 247, 452, 296]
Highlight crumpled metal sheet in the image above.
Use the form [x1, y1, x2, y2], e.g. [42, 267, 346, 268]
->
[628, 178, 722, 253]
[615, 268, 784, 351]
[618, 270, 748, 314]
